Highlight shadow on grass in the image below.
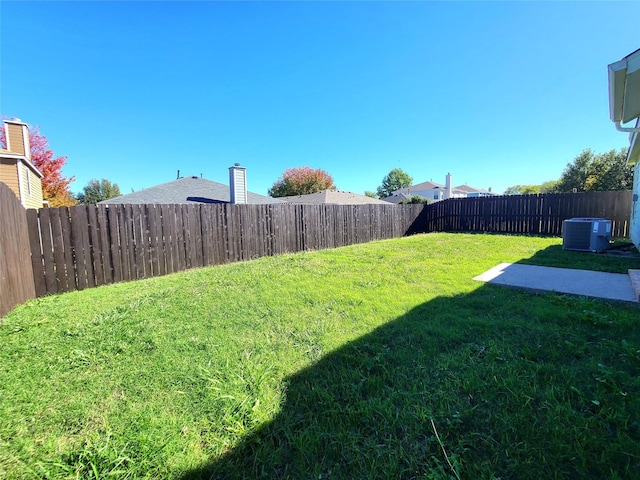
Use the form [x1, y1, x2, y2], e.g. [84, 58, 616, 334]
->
[516, 242, 640, 274]
[181, 249, 640, 479]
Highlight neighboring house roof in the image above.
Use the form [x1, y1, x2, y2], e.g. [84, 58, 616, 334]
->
[387, 179, 494, 200]
[278, 189, 391, 205]
[384, 187, 467, 202]
[392, 180, 446, 194]
[381, 192, 430, 204]
[454, 184, 494, 195]
[99, 176, 283, 205]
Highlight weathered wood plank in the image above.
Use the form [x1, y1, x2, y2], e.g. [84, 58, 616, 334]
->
[97, 205, 114, 284]
[37, 208, 58, 293]
[49, 208, 69, 292]
[148, 206, 158, 276]
[120, 205, 135, 280]
[25, 209, 47, 297]
[160, 204, 176, 274]
[138, 204, 152, 278]
[86, 205, 104, 286]
[108, 205, 124, 283]
[0, 184, 37, 315]
[191, 204, 204, 267]
[69, 207, 87, 289]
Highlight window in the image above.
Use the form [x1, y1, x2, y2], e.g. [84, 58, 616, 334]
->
[24, 164, 31, 196]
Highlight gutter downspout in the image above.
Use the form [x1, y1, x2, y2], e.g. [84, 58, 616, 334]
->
[615, 122, 640, 133]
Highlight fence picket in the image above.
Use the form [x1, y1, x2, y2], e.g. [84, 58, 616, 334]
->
[147, 204, 161, 276]
[87, 205, 104, 287]
[49, 208, 69, 291]
[97, 205, 114, 285]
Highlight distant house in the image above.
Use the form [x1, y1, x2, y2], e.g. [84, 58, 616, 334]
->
[608, 48, 640, 250]
[0, 118, 44, 209]
[383, 173, 495, 204]
[277, 189, 391, 205]
[101, 165, 282, 205]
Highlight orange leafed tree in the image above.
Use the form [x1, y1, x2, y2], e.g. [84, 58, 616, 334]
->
[268, 166, 335, 197]
[1, 122, 76, 207]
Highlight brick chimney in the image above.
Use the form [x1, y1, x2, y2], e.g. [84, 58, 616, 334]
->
[229, 163, 247, 204]
[4, 118, 31, 160]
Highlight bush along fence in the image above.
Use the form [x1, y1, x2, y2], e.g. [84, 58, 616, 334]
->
[0, 182, 632, 316]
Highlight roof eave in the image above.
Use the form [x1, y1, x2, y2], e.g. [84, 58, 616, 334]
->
[608, 48, 640, 124]
[0, 151, 44, 178]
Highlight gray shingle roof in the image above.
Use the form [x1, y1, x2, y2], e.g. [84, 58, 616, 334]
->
[392, 180, 445, 194]
[454, 184, 493, 194]
[277, 190, 392, 205]
[99, 176, 283, 205]
[381, 192, 424, 204]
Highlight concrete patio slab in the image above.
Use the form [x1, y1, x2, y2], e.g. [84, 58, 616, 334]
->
[474, 263, 638, 304]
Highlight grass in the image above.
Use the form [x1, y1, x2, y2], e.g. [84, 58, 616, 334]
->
[1, 232, 639, 479]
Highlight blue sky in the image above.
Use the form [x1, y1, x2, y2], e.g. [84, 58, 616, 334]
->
[1, 1, 639, 197]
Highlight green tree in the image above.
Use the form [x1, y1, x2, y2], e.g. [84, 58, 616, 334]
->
[589, 149, 634, 191]
[376, 168, 413, 198]
[364, 190, 377, 198]
[556, 148, 632, 192]
[504, 185, 538, 195]
[268, 166, 335, 197]
[76, 178, 121, 204]
[539, 180, 560, 193]
[556, 149, 594, 193]
[504, 181, 558, 195]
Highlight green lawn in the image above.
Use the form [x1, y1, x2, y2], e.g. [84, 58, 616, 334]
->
[1, 233, 639, 479]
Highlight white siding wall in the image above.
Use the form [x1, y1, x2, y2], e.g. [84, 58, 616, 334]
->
[631, 161, 640, 249]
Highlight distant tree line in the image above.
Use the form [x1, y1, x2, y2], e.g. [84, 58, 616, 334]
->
[505, 148, 633, 195]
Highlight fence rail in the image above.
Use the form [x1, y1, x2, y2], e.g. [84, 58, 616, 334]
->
[0, 184, 633, 317]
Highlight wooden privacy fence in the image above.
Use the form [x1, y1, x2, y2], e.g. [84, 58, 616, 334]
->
[25, 203, 426, 297]
[423, 191, 632, 238]
[0, 185, 633, 316]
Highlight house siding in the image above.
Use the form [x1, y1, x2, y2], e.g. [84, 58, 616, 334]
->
[404, 188, 465, 201]
[631, 161, 640, 250]
[0, 158, 43, 209]
[0, 158, 21, 198]
[23, 166, 44, 209]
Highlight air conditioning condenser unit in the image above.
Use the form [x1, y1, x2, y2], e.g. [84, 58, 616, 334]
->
[562, 218, 612, 252]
